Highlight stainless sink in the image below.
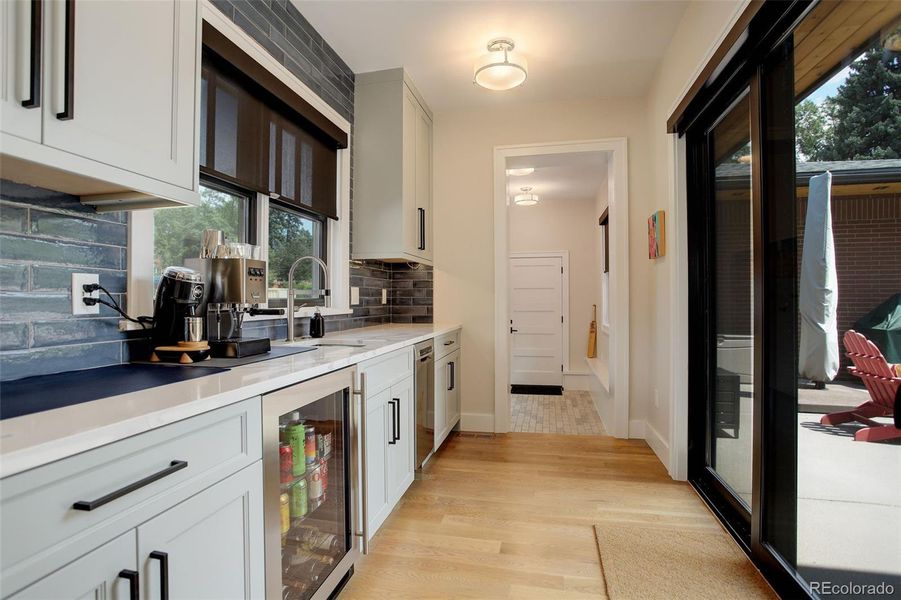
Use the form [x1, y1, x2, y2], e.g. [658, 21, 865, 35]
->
[309, 342, 366, 348]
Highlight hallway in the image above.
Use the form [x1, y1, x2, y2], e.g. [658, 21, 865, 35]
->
[510, 390, 606, 435]
[342, 432, 765, 599]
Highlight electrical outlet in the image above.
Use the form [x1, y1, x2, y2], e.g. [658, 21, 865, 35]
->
[72, 273, 100, 315]
[381, 289, 387, 304]
[351, 286, 360, 305]
[653, 388, 660, 409]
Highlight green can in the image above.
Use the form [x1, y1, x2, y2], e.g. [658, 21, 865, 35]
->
[287, 423, 306, 476]
[290, 479, 308, 518]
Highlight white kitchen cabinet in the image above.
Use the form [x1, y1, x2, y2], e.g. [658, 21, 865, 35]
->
[386, 375, 414, 505]
[0, 0, 41, 143]
[435, 330, 462, 452]
[358, 347, 415, 541]
[353, 68, 433, 265]
[0, 398, 262, 598]
[0, 0, 200, 210]
[137, 462, 264, 600]
[8, 531, 138, 600]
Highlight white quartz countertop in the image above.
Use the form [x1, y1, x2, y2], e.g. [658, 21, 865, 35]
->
[0, 323, 460, 479]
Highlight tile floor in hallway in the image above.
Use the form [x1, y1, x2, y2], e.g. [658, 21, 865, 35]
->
[510, 390, 606, 435]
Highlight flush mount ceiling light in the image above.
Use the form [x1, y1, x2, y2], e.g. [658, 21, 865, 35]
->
[513, 186, 539, 206]
[474, 38, 528, 91]
[506, 167, 534, 176]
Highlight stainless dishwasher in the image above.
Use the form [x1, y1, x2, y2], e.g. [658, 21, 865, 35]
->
[414, 340, 434, 468]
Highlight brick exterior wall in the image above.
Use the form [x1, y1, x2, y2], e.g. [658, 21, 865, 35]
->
[798, 192, 901, 378]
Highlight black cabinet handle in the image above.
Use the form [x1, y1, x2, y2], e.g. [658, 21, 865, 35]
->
[393, 397, 401, 442]
[150, 551, 169, 600]
[447, 363, 453, 391]
[119, 569, 140, 600]
[56, 0, 75, 120]
[388, 400, 397, 445]
[450, 362, 456, 392]
[72, 460, 188, 511]
[21, 0, 42, 108]
[443, 340, 453, 346]
[417, 208, 426, 251]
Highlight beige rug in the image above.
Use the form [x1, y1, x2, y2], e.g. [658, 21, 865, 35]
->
[593, 524, 777, 599]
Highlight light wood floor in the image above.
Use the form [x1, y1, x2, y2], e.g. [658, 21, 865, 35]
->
[510, 391, 606, 435]
[340, 432, 726, 599]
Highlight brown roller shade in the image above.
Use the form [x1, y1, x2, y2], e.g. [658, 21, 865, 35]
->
[201, 23, 344, 220]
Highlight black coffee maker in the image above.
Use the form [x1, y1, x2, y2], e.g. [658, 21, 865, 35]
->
[151, 266, 205, 349]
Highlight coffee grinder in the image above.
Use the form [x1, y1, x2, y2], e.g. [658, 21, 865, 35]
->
[149, 266, 210, 363]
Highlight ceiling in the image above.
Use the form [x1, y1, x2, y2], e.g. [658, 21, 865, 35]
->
[506, 151, 608, 205]
[292, 1, 689, 111]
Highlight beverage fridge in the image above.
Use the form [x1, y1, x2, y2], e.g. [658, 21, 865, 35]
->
[262, 367, 362, 599]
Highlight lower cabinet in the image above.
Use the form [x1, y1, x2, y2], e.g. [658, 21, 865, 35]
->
[358, 347, 415, 542]
[435, 348, 461, 451]
[137, 461, 264, 600]
[9, 532, 138, 600]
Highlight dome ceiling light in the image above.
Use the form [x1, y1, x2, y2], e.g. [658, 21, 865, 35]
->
[474, 38, 528, 91]
[513, 186, 539, 206]
[506, 167, 534, 176]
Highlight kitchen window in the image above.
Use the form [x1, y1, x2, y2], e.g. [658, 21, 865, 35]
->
[267, 203, 327, 309]
[153, 181, 252, 281]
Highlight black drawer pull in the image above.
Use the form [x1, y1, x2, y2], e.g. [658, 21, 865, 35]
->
[150, 551, 169, 600]
[56, 0, 75, 120]
[21, 0, 42, 108]
[119, 569, 140, 600]
[443, 340, 453, 346]
[388, 400, 397, 445]
[394, 397, 401, 442]
[73, 460, 188, 511]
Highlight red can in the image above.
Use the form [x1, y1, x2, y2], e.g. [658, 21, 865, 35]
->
[279, 444, 293, 483]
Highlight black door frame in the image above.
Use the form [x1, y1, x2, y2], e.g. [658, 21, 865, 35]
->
[684, 1, 818, 598]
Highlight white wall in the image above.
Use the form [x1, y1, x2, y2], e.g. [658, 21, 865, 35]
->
[643, 0, 750, 474]
[509, 189, 601, 375]
[432, 97, 653, 432]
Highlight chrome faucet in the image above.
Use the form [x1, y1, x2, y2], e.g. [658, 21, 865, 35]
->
[286, 256, 330, 342]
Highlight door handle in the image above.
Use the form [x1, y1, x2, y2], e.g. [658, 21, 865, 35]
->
[417, 208, 426, 251]
[393, 397, 401, 442]
[388, 399, 397, 445]
[352, 373, 369, 554]
[72, 460, 188, 511]
[55, 0, 75, 120]
[21, 0, 42, 108]
[149, 551, 169, 600]
[119, 569, 139, 600]
[510, 327, 518, 334]
[449, 362, 455, 391]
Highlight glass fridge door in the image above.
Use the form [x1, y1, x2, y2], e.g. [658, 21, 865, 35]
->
[263, 368, 356, 600]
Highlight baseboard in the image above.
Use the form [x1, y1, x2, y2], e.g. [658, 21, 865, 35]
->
[563, 372, 591, 391]
[628, 419, 645, 439]
[461, 412, 494, 432]
[643, 421, 671, 474]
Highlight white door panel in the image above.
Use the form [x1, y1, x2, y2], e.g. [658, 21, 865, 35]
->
[510, 256, 563, 387]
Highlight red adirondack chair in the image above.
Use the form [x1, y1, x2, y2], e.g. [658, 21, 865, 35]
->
[820, 330, 901, 442]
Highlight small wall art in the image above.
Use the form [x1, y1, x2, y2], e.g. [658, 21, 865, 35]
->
[648, 210, 665, 259]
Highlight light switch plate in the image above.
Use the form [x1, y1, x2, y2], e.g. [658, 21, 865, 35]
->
[72, 273, 100, 315]
[381, 289, 387, 304]
[351, 286, 360, 305]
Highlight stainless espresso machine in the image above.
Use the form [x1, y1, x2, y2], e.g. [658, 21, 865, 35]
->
[186, 230, 283, 358]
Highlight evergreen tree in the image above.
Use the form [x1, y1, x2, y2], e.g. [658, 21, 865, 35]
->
[820, 46, 901, 160]
[795, 99, 829, 161]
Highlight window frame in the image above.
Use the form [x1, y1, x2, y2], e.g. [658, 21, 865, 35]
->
[127, 5, 352, 329]
[263, 199, 329, 310]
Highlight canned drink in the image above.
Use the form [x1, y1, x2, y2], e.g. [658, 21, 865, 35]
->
[280, 493, 290, 535]
[279, 444, 293, 483]
[309, 466, 324, 499]
[317, 434, 325, 458]
[320, 458, 328, 493]
[287, 423, 306, 476]
[304, 426, 317, 466]
[324, 432, 333, 456]
[290, 479, 308, 519]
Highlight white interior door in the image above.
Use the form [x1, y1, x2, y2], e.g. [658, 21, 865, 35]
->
[509, 256, 563, 387]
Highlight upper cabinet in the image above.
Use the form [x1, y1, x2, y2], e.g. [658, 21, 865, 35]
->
[0, 0, 200, 210]
[353, 69, 433, 265]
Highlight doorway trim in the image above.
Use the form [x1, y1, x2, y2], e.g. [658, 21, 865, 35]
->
[508, 251, 570, 385]
[493, 138, 630, 437]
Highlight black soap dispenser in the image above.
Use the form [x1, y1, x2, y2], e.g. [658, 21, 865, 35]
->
[310, 308, 325, 338]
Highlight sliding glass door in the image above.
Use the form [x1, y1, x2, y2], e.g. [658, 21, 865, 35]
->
[686, 1, 901, 597]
